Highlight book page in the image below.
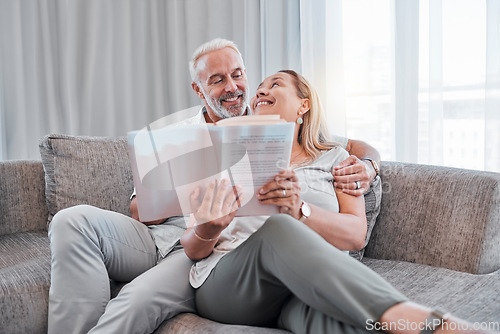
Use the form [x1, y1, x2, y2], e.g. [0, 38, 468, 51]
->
[215, 114, 284, 126]
[218, 122, 294, 216]
[128, 121, 294, 221]
[128, 124, 221, 222]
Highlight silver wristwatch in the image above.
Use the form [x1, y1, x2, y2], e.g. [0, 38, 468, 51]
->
[299, 201, 311, 222]
[363, 158, 380, 177]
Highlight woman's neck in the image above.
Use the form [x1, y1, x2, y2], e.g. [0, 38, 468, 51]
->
[290, 146, 310, 167]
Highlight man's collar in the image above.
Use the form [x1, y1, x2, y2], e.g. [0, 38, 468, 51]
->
[202, 106, 252, 122]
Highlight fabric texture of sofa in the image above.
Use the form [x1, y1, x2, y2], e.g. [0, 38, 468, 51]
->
[0, 133, 499, 333]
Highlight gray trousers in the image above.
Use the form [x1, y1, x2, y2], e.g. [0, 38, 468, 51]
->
[196, 214, 408, 334]
[47, 205, 195, 334]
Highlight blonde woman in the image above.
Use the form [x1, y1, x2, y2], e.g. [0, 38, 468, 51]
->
[181, 70, 492, 334]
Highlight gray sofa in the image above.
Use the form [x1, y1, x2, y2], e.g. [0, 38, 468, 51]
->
[1, 134, 499, 334]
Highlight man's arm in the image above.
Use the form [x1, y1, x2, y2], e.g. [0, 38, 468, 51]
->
[345, 139, 381, 166]
[130, 197, 167, 226]
[333, 139, 381, 196]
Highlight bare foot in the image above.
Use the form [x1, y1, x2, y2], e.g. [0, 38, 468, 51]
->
[379, 302, 499, 334]
[435, 315, 496, 334]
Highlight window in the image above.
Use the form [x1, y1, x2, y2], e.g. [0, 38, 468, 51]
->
[329, 0, 499, 171]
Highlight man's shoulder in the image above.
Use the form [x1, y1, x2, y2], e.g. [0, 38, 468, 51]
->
[174, 106, 205, 126]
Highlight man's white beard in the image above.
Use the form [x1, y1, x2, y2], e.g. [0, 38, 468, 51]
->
[201, 86, 248, 119]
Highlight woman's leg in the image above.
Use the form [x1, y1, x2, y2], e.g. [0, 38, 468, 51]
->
[379, 302, 497, 334]
[279, 296, 376, 334]
[196, 214, 407, 329]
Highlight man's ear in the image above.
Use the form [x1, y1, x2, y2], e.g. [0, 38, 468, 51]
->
[192, 82, 205, 100]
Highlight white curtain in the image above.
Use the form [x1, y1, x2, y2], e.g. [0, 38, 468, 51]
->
[485, 0, 500, 171]
[300, 0, 500, 172]
[0, 0, 301, 161]
[260, 0, 301, 78]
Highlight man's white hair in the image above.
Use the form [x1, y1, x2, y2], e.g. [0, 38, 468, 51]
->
[189, 38, 243, 83]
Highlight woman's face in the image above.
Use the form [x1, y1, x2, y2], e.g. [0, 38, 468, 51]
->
[250, 72, 308, 123]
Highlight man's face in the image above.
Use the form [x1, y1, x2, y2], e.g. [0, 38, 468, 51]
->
[194, 47, 249, 121]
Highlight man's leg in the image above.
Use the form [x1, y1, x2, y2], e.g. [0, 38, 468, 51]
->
[89, 247, 195, 334]
[48, 205, 157, 334]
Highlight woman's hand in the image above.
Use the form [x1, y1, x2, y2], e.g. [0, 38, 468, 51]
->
[257, 169, 367, 251]
[181, 178, 243, 260]
[190, 178, 242, 233]
[257, 169, 302, 220]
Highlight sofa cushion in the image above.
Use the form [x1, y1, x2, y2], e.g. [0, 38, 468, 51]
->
[365, 161, 500, 274]
[0, 231, 51, 334]
[362, 257, 500, 323]
[39, 134, 134, 223]
[154, 313, 290, 334]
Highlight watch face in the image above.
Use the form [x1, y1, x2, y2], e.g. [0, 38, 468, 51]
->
[301, 202, 311, 217]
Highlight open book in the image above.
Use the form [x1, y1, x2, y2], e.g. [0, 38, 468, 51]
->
[127, 114, 294, 222]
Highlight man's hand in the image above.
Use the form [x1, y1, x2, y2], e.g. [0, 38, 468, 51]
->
[332, 155, 376, 196]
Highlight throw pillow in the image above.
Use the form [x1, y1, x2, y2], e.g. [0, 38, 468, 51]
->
[39, 134, 134, 224]
[349, 175, 382, 261]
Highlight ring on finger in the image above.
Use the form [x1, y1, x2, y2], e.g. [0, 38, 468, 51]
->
[355, 181, 361, 190]
[282, 189, 287, 198]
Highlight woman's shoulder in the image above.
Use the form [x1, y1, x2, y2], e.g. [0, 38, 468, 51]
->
[322, 145, 349, 160]
[309, 146, 349, 169]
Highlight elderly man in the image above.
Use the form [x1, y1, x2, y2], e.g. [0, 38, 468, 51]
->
[48, 38, 380, 334]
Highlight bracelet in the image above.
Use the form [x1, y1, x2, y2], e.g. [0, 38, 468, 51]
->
[193, 227, 219, 242]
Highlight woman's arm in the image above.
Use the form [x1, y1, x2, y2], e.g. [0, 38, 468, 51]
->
[181, 225, 223, 260]
[258, 169, 367, 251]
[180, 179, 242, 260]
[302, 189, 367, 251]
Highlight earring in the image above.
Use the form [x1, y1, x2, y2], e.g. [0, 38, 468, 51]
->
[296, 112, 303, 124]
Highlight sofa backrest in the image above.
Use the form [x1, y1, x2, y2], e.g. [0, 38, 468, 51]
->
[36, 134, 500, 275]
[39, 134, 134, 225]
[0, 160, 48, 235]
[365, 161, 500, 275]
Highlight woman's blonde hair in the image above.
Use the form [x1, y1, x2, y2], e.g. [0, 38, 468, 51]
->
[279, 70, 334, 160]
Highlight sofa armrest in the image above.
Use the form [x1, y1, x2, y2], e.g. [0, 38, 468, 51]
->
[364, 161, 500, 274]
[0, 160, 49, 235]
